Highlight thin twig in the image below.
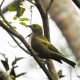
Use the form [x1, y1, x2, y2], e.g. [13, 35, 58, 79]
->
[0, 5, 33, 50]
[73, 0, 80, 9]
[27, 0, 35, 5]
[8, 41, 17, 48]
[30, 6, 33, 24]
[0, 9, 15, 31]
[8, 33, 31, 48]
[0, 2, 29, 54]
[0, 20, 53, 80]
[0, 0, 5, 7]
[69, 67, 72, 80]
[0, 1, 54, 79]
[46, 0, 54, 13]
[9, 33, 30, 54]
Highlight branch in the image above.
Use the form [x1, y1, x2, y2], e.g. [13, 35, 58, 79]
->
[0, 0, 4, 7]
[1, 0, 34, 14]
[9, 33, 30, 54]
[0, 0, 56, 79]
[35, 0, 59, 80]
[1, 0, 16, 14]
[0, 9, 15, 30]
[0, 8, 35, 55]
[46, 0, 54, 13]
[0, 20, 53, 80]
[27, 0, 35, 5]
[1, 0, 25, 14]
[73, 0, 80, 9]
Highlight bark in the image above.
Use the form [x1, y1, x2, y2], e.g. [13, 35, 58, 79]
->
[39, 0, 80, 60]
[35, 1, 59, 79]
[0, 20, 53, 80]
[73, 0, 80, 8]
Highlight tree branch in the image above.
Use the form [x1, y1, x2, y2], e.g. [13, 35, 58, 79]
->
[0, 0, 4, 7]
[1, 0, 16, 14]
[35, 0, 59, 80]
[1, 0, 25, 14]
[73, 0, 80, 9]
[9, 33, 30, 54]
[0, 1, 54, 79]
[1, 0, 80, 15]
[0, 20, 53, 80]
[46, 0, 54, 13]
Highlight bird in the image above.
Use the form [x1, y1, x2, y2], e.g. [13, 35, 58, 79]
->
[27, 24, 76, 67]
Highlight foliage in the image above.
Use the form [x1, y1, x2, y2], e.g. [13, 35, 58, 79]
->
[0, 53, 26, 80]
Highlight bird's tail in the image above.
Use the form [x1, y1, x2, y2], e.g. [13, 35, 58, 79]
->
[61, 56, 76, 68]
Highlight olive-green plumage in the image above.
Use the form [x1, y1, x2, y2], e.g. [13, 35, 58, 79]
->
[28, 24, 76, 67]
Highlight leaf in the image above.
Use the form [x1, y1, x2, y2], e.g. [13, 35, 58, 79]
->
[20, 22, 27, 26]
[8, 1, 25, 17]
[9, 22, 12, 24]
[13, 16, 17, 20]
[1, 20, 5, 22]
[12, 57, 24, 66]
[20, 7, 25, 16]
[16, 7, 25, 17]
[1, 60, 9, 71]
[8, 4, 16, 11]
[10, 66, 16, 77]
[16, 72, 26, 78]
[58, 70, 65, 78]
[19, 18, 29, 21]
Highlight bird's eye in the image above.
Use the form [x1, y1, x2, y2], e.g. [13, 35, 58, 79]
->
[33, 25, 36, 27]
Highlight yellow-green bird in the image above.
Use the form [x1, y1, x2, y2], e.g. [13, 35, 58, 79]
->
[28, 24, 76, 67]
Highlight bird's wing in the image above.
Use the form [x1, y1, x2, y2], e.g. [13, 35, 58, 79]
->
[42, 41, 59, 52]
[38, 36, 62, 54]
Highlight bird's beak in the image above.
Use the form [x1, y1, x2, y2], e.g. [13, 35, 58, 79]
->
[27, 25, 32, 28]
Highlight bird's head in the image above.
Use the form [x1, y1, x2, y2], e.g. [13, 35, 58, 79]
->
[28, 24, 43, 35]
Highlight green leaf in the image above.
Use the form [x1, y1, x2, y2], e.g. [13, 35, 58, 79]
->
[13, 16, 17, 20]
[20, 22, 27, 26]
[19, 18, 29, 21]
[9, 22, 12, 24]
[20, 7, 25, 16]
[8, 4, 16, 11]
[16, 7, 25, 17]
[1, 20, 5, 22]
